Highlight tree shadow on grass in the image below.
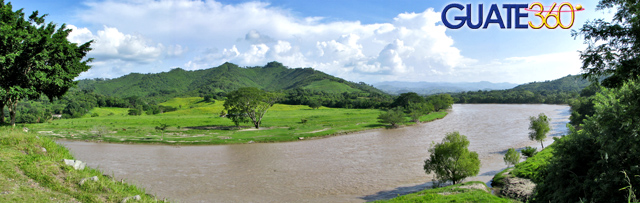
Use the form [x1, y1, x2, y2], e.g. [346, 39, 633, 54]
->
[183, 125, 249, 130]
[364, 123, 386, 128]
[359, 181, 436, 202]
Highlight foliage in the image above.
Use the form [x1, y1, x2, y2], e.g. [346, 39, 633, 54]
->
[377, 107, 406, 128]
[0, 128, 162, 202]
[520, 146, 538, 158]
[569, 82, 602, 127]
[391, 92, 424, 108]
[424, 132, 480, 185]
[534, 79, 640, 203]
[0, 2, 92, 126]
[528, 113, 550, 149]
[572, 0, 640, 88]
[503, 148, 520, 167]
[452, 75, 589, 104]
[374, 181, 515, 203]
[426, 94, 454, 111]
[511, 144, 554, 183]
[224, 87, 281, 128]
[308, 100, 321, 109]
[407, 102, 434, 122]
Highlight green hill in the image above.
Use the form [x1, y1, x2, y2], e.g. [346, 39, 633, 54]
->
[512, 75, 591, 92]
[77, 62, 385, 101]
[452, 75, 593, 104]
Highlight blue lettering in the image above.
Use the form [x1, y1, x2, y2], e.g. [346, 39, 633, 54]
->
[442, 3, 465, 29]
[442, 3, 531, 29]
[514, 4, 529, 29]
[483, 4, 505, 28]
[466, 4, 483, 29]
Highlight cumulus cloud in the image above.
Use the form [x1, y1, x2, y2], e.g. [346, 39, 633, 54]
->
[67, 25, 185, 63]
[75, 0, 572, 83]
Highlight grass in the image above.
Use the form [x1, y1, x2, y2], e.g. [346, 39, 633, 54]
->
[25, 97, 448, 145]
[0, 128, 164, 202]
[511, 144, 555, 183]
[374, 181, 516, 203]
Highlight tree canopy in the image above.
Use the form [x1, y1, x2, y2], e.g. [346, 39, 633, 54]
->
[535, 78, 640, 202]
[573, 0, 640, 88]
[223, 87, 281, 128]
[0, 1, 92, 126]
[424, 132, 480, 185]
[528, 113, 550, 149]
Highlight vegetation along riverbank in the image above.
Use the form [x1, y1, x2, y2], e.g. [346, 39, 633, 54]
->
[24, 97, 448, 145]
[0, 128, 163, 202]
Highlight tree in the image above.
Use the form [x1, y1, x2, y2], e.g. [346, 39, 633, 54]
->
[426, 94, 454, 111]
[308, 100, 321, 109]
[424, 132, 480, 185]
[503, 148, 520, 167]
[573, 0, 640, 88]
[407, 102, 434, 123]
[223, 87, 281, 129]
[535, 78, 640, 203]
[377, 107, 405, 128]
[391, 92, 424, 108]
[528, 113, 550, 149]
[0, 2, 92, 126]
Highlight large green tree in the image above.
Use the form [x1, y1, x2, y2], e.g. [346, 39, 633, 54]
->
[535, 78, 640, 202]
[573, 0, 640, 88]
[0, 1, 92, 126]
[377, 107, 406, 128]
[424, 132, 480, 185]
[528, 113, 550, 149]
[223, 87, 281, 129]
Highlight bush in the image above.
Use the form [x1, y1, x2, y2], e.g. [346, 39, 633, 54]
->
[520, 146, 537, 158]
[424, 132, 480, 185]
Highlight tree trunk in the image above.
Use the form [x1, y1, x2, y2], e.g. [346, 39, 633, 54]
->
[540, 141, 545, 149]
[9, 108, 16, 127]
[0, 103, 4, 125]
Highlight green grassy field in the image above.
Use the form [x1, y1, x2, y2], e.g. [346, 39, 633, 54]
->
[25, 97, 447, 144]
[374, 181, 516, 203]
[0, 128, 162, 202]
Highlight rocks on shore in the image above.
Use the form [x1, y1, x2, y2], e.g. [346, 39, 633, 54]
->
[498, 174, 535, 202]
[79, 176, 99, 186]
[121, 195, 141, 203]
[63, 159, 86, 170]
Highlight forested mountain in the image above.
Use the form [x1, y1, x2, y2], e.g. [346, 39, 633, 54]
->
[452, 75, 592, 104]
[512, 74, 591, 92]
[374, 81, 518, 95]
[77, 61, 385, 101]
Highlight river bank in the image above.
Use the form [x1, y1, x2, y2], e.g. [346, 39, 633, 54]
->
[0, 128, 162, 202]
[25, 97, 448, 145]
[57, 104, 570, 202]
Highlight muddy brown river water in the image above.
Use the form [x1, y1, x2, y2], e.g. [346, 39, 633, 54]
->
[59, 104, 569, 202]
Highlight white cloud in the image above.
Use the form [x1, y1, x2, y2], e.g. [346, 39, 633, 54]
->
[71, 0, 580, 84]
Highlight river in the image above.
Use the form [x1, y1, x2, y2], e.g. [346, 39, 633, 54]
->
[58, 104, 569, 202]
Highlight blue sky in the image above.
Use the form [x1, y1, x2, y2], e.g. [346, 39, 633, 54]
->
[14, 0, 609, 84]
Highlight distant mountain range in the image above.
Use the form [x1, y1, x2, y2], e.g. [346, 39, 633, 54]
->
[373, 81, 519, 95]
[77, 60, 592, 103]
[77, 61, 385, 101]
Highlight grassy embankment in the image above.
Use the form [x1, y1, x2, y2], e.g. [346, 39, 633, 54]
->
[0, 128, 163, 202]
[26, 97, 447, 144]
[374, 181, 516, 203]
[492, 144, 555, 187]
